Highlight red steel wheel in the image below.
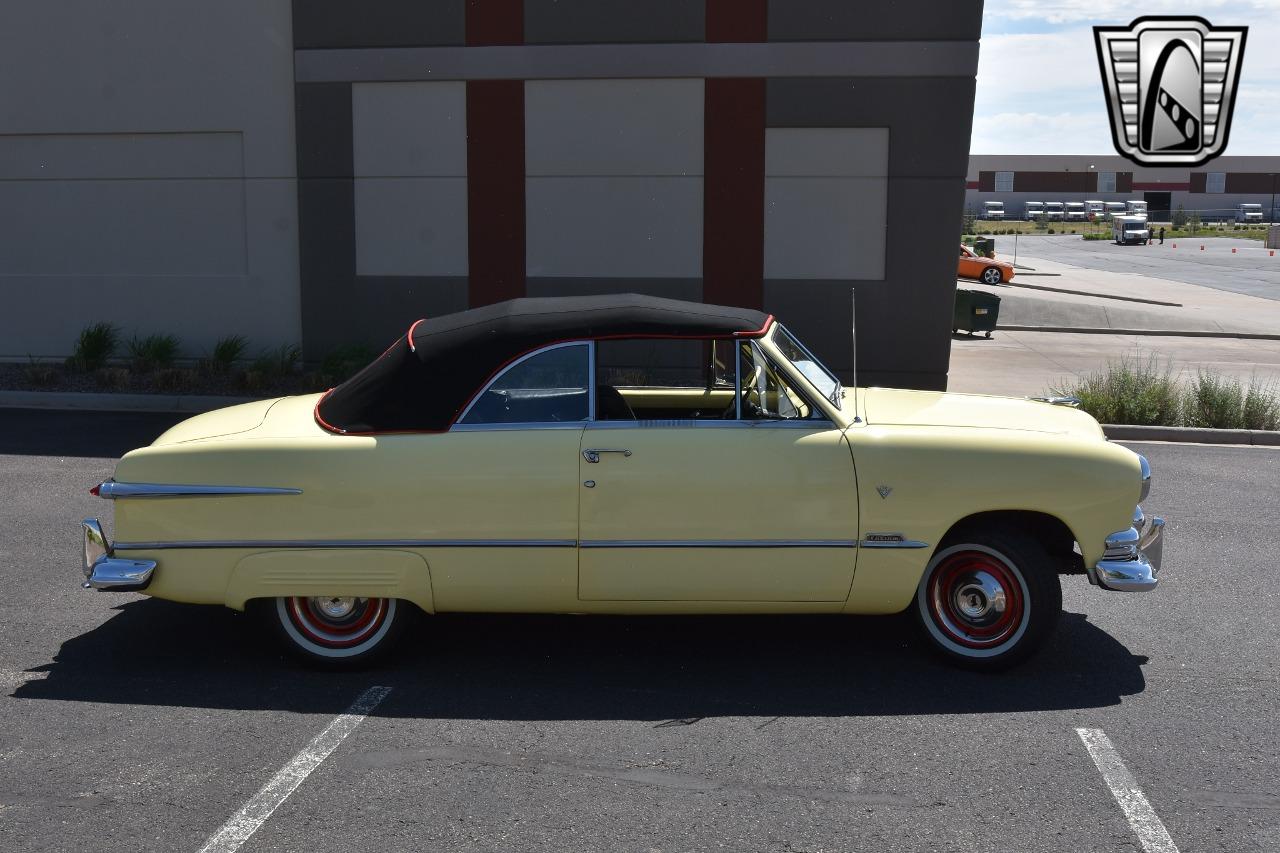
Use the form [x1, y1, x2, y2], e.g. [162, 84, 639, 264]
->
[271, 596, 406, 665]
[925, 550, 1025, 650]
[914, 534, 1058, 669]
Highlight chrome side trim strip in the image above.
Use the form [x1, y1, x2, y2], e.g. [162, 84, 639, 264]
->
[113, 538, 577, 551]
[579, 539, 858, 549]
[98, 481, 302, 499]
[858, 538, 931, 549]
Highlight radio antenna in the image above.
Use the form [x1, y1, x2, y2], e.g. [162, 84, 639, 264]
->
[850, 287, 861, 423]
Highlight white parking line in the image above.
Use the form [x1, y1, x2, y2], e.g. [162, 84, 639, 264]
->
[1076, 727, 1180, 853]
[197, 685, 392, 853]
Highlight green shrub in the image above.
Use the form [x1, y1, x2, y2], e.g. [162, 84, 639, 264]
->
[1183, 371, 1243, 429]
[1050, 355, 1181, 426]
[321, 344, 376, 383]
[68, 322, 119, 372]
[1172, 204, 1188, 229]
[1243, 379, 1280, 431]
[128, 333, 180, 372]
[23, 356, 58, 387]
[251, 344, 302, 378]
[209, 335, 249, 373]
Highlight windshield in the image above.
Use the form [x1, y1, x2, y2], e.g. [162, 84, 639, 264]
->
[771, 325, 842, 409]
[1124, 222, 1146, 231]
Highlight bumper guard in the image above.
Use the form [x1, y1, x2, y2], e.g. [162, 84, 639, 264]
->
[1090, 507, 1164, 592]
[81, 518, 156, 592]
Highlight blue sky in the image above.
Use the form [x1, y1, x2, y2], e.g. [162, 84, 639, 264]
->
[973, 0, 1280, 154]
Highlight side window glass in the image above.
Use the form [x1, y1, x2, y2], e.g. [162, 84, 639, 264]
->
[461, 344, 590, 425]
[595, 339, 736, 421]
[739, 342, 819, 421]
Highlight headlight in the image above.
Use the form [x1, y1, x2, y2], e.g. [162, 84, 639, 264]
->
[1138, 455, 1151, 502]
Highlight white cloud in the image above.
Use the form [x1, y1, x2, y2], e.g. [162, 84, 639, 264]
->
[986, 0, 1280, 25]
[974, 7, 1280, 153]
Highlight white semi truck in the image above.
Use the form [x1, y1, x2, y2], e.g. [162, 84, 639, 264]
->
[1065, 202, 1087, 221]
[982, 201, 1006, 220]
[1025, 201, 1045, 221]
[1045, 201, 1065, 221]
[1104, 202, 1127, 220]
[1126, 200, 1148, 220]
[1084, 200, 1106, 219]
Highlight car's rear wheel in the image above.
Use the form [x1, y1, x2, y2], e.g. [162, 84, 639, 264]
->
[981, 266, 1003, 284]
[267, 596, 409, 667]
[914, 531, 1060, 670]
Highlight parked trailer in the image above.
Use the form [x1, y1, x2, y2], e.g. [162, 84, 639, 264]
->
[1085, 200, 1105, 219]
[1024, 201, 1045, 221]
[982, 201, 1005, 220]
[1126, 200, 1148, 220]
[1104, 202, 1127, 220]
[1045, 201, 1065, 221]
[1065, 202, 1087, 221]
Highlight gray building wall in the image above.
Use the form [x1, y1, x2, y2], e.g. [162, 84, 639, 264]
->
[0, 0, 300, 360]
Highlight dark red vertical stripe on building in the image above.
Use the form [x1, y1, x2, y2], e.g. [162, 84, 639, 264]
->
[466, 1, 525, 306]
[703, 0, 766, 309]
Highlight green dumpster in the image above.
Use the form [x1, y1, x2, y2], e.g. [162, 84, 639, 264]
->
[953, 288, 1001, 338]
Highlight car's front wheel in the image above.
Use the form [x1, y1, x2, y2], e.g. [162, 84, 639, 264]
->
[914, 531, 1060, 670]
[267, 596, 410, 667]
[981, 266, 1003, 284]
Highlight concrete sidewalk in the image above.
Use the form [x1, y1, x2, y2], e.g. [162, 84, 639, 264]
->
[966, 253, 1280, 337]
[948, 329, 1280, 397]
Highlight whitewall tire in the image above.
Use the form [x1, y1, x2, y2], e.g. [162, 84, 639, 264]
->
[268, 596, 409, 667]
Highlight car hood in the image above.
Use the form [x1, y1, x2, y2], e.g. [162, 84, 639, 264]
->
[860, 387, 1104, 438]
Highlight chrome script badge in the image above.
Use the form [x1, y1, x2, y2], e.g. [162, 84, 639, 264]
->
[1094, 16, 1247, 167]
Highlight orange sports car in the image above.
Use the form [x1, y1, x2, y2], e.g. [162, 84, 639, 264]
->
[958, 244, 1015, 285]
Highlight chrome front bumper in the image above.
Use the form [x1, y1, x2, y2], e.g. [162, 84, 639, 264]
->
[81, 518, 155, 592]
[1089, 508, 1165, 592]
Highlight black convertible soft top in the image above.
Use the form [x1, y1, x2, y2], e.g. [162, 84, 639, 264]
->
[315, 295, 772, 433]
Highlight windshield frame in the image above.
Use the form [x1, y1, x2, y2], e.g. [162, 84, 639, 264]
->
[770, 324, 843, 410]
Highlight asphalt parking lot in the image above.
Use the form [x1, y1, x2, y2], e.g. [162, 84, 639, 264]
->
[1000, 235, 1280, 301]
[3, 410, 1279, 852]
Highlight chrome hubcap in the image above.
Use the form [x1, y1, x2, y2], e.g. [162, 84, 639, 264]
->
[313, 596, 358, 620]
[951, 571, 1007, 624]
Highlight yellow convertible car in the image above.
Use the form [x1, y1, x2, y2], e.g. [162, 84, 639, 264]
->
[80, 295, 1163, 669]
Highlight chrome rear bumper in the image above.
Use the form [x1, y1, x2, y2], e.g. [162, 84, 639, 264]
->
[1089, 509, 1164, 592]
[81, 518, 156, 592]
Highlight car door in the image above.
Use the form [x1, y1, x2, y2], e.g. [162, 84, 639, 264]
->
[958, 246, 980, 279]
[577, 338, 859, 604]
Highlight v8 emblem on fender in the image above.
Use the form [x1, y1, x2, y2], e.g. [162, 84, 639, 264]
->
[876, 485, 893, 499]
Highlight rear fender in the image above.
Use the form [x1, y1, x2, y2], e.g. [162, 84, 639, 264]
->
[225, 549, 435, 613]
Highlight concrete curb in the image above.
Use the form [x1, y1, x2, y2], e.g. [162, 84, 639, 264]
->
[997, 325, 1280, 340]
[1000, 281, 1181, 307]
[0, 390, 260, 413]
[1103, 424, 1280, 446]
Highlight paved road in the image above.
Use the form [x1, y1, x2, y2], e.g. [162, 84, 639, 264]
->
[2, 410, 1278, 852]
[998, 234, 1280, 301]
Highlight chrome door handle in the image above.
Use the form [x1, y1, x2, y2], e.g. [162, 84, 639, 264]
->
[582, 448, 632, 463]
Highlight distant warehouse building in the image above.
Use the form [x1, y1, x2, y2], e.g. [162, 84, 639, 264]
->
[966, 154, 1280, 222]
[1, 0, 985, 392]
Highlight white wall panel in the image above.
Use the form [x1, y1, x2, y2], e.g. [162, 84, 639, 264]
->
[527, 177, 702, 277]
[764, 128, 888, 177]
[525, 79, 703, 176]
[764, 127, 888, 279]
[353, 82, 467, 177]
[765, 178, 887, 279]
[355, 178, 469, 276]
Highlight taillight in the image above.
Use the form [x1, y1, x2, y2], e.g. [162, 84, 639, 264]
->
[89, 484, 101, 497]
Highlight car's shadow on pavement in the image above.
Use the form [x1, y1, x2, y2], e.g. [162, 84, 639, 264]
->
[14, 599, 1147, 720]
